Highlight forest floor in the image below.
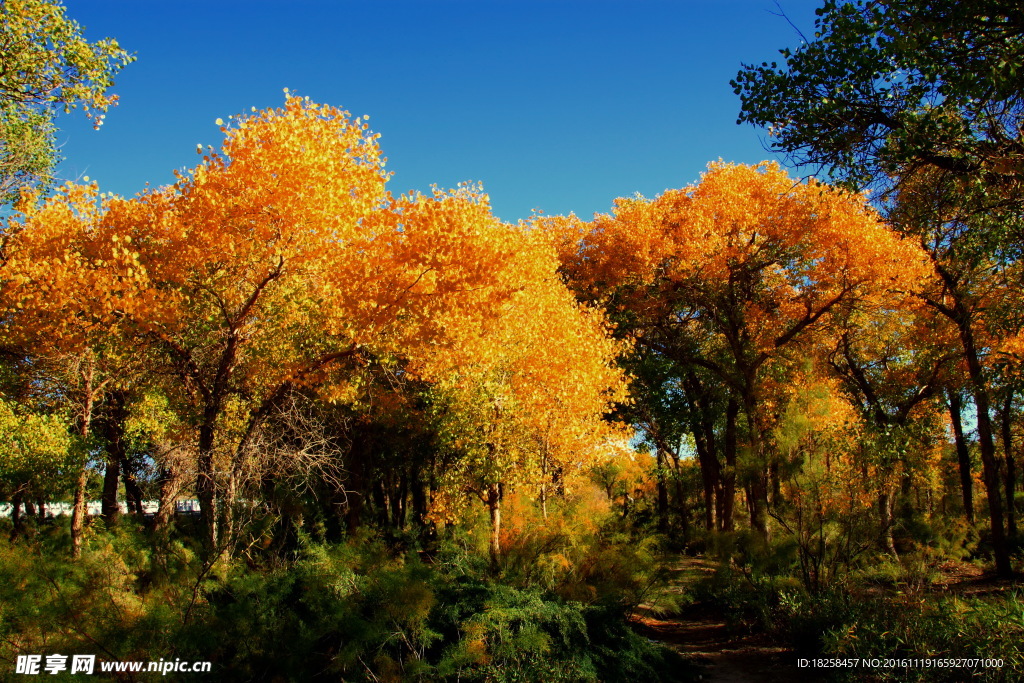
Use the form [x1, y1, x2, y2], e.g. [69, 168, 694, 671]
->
[630, 555, 1019, 682]
[630, 556, 817, 683]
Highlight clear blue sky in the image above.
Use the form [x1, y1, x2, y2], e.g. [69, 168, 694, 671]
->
[55, 0, 820, 223]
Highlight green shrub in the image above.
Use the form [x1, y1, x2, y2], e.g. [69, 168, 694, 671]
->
[823, 592, 1024, 682]
[1, 520, 696, 682]
[688, 557, 1024, 682]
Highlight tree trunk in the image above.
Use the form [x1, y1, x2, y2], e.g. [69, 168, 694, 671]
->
[722, 397, 739, 532]
[692, 426, 717, 531]
[101, 458, 121, 525]
[155, 462, 180, 532]
[935, 268, 1011, 576]
[100, 390, 129, 525]
[677, 480, 691, 546]
[742, 389, 769, 540]
[656, 448, 669, 533]
[879, 491, 897, 556]
[1001, 390, 1017, 539]
[70, 364, 96, 560]
[539, 450, 549, 521]
[197, 419, 218, 551]
[486, 482, 502, 569]
[948, 389, 975, 524]
[9, 488, 24, 540]
[393, 472, 408, 529]
[960, 334, 1011, 576]
[70, 466, 89, 559]
[220, 469, 238, 554]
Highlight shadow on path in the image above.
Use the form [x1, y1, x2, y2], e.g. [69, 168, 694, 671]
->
[631, 557, 825, 683]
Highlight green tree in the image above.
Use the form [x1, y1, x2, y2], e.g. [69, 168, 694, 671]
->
[0, 395, 74, 536]
[732, 0, 1024, 210]
[732, 0, 1022, 578]
[0, 0, 133, 203]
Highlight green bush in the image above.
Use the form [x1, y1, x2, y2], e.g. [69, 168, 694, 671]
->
[688, 558, 1024, 682]
[822, 591, 1024, 682]
[1, 519, 696, 682]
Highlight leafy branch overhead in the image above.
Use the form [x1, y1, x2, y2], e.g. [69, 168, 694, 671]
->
[732, 0, 1024, 209]
[0, 0, 134, 203]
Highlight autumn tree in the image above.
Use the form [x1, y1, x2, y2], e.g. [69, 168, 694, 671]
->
[0, 394, 73, 537]
[0, 180, 150, 556]
[734, 0, 1024, 574]
[427, 227, 628, 566]
[824, 287, 959, 550]
[553, 162, 930, 538]
[2, 94, 632, 561]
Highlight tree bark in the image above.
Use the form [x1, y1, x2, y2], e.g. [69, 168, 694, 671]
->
[9, 488, 24, 540]
[948, 389, 975, 524]
[539, 450, 549, 521]
[154, 461, 180, 532]
[70, 361, 96, 560]
[878, 491, 898, 556]
[1001, 390, 1017, 539]
[101, 459, 120, 525]
[70, 466, 89, 558]
[486, 482, 502, 569]
[656, 448, 669, 533]
[742, 389, 770, 540]
[197, 416, 219, 551]
[100, 390, 129, 525]
[722, 397, 739, 532]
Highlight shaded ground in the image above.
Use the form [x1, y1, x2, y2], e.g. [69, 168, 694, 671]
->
[631, 557, 820, 683]
[631, 555, 1018, 683]
[912, 560, 1021, 597]
[633, 608, 808, 683]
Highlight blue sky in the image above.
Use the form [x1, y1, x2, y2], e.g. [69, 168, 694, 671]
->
[55, 0, 820, 223]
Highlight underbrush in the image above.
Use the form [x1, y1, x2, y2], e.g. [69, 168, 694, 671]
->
[689, 560, 1024, 681]
[0, 507, 695, 682]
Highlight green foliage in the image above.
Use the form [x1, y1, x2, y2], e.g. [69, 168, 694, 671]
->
[0, 518, 694, 682]
[0, 522, 205, 673]
[822, 591, 1024, 681]
[430, 579, 691, 682]
[496, 490, 671, 612]
[0, 107, 54, 206]
[689, 556, 1024, 681]
[0, 0, 134, 203]
[733, 0, 1024, 200]
[0, 396, 76, 499]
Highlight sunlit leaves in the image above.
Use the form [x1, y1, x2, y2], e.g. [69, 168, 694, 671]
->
[0, 0, 134, 202]
[1, 95, 632, 549]
[0, 397, 74, 497]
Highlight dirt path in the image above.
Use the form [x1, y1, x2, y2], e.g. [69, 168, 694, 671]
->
[631, 557, 823, 683]
[632, 556, 1019, 682]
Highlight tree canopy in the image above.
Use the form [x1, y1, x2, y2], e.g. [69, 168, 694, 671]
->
[0, 0, 133, 203]
[732, 0, 1024, 216]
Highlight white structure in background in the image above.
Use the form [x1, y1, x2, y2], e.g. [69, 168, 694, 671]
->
[0, 500, 201, 517]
